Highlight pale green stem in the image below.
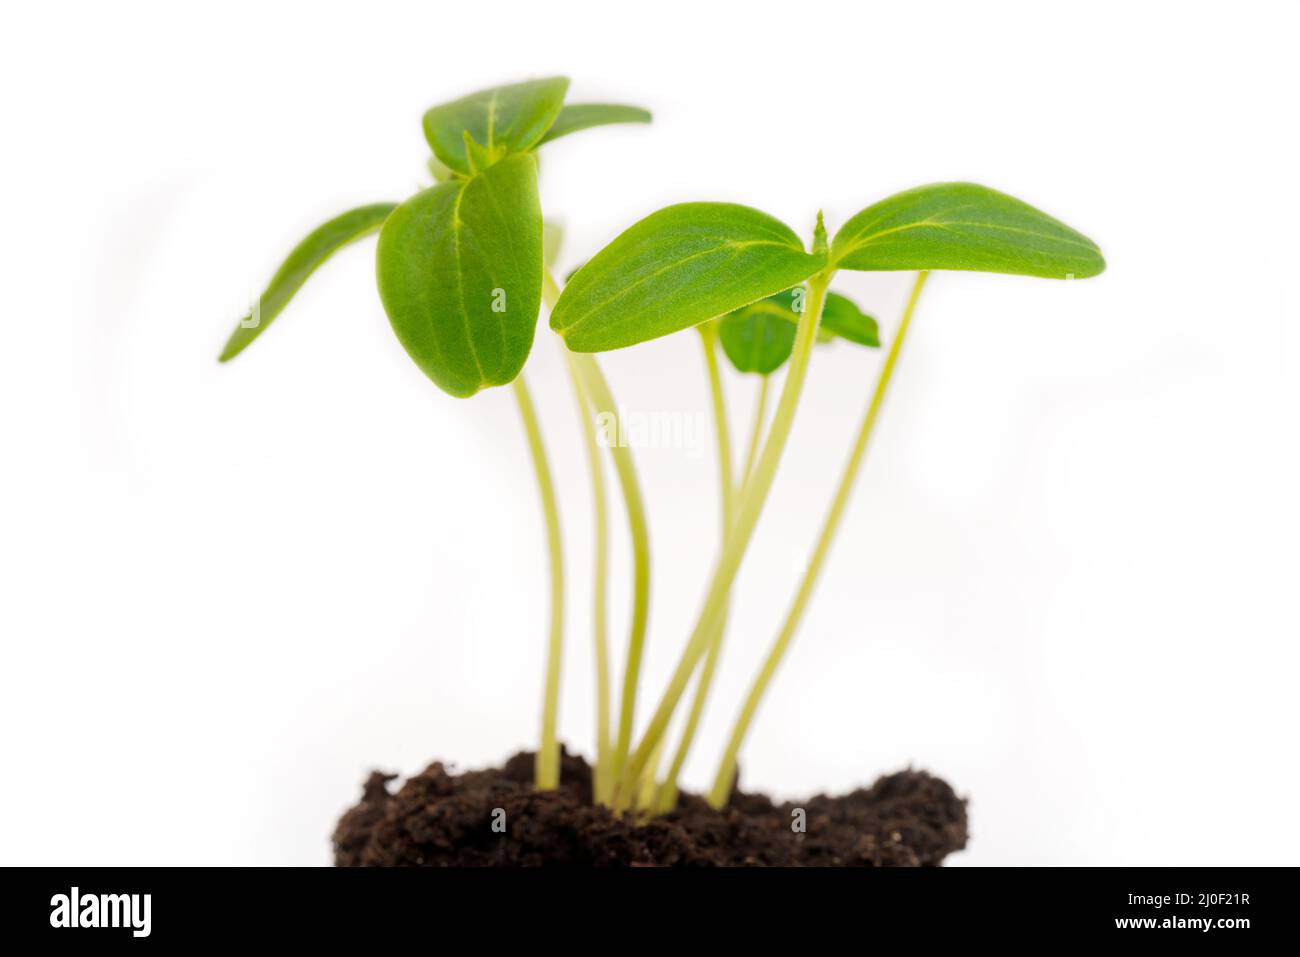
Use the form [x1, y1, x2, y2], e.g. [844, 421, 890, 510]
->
[511, 372, 566, 790]
[636, 734, 666, 812]
[547, 270, 613, 803]
[545, 270, 653, 792]
[655, 377, 768, 809]
[572, 352, 652, 790]
[708, 271, 930, 807]
[653, 326, 736, 811]
[698, 322, 735, 523]
[654, 620, 723, 811]
[613, 270, 833, 808]
[740, 375, 770, 491]
[560, 349, 613, 804]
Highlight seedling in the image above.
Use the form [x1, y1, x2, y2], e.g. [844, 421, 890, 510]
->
[221, 77, 652, 793]
[222, 77, 1103, 821]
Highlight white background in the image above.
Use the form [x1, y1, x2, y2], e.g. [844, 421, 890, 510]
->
[2, 0, 1297, 866]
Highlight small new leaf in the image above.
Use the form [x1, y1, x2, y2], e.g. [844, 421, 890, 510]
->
[719, 288, 879, 367]
[539, 103, 652, 145]
[821, 291, 880, 347]
[462, 130, 499, 175]
[551, 203, 826, 352]
[423, 77, 570, 176]
[218, 203, 397, 362]
[376, 153, 543, 398]
[719, 303, 797, 375]
[831, 182, 1104, 279]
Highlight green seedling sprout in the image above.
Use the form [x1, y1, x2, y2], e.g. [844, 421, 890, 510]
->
[222, 77, 1104, 816]
[220, 77, 651, 792]
[551, 185, 1103, 809]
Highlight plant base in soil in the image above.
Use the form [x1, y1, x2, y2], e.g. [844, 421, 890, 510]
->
[334, 748, 967, 866]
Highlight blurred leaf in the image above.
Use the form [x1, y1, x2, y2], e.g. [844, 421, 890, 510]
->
[539, 103, 652, 144]
[543, 221, 564, 269]
[832, 182, 1104, 279]
[718, 302, 797, 375]
[821, 291, 879, 347]
[218, 203, 396, 362]
[723, 287, 879, 355]
[427, 155, 457, 183]
[376, 154, 543, 398]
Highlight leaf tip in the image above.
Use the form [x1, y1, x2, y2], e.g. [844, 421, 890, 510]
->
[1089, 248, 1107, 277]
[217, 326, 248, 363]
[1065, 246, 1106, 280]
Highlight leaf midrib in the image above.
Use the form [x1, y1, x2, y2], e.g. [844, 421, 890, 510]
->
[475, 158, 532, 382]
[836, 205, 1099, 264]
[448, 182, 486, 385]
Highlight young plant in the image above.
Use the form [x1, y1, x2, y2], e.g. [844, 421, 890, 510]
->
[551, 184, 1103, 808]
[219, 78, 651, 792]
[223, 76, 1104, 819]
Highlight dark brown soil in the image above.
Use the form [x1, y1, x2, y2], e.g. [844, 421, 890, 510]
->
[334, 748, 967, 866]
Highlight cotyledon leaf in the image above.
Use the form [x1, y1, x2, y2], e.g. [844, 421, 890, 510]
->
[550, 203, 826, 353]
[376, 153, 543, 398]
[539, 103, 652, 145]
[422, 77, 569, 176]
[218, 203, 397, 362]
[831, 182, 1104, 279]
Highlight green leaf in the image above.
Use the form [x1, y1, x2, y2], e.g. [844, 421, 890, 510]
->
[551, 203, 826, 352]
[831, 182, 1104, 279]
[218, 203, 396, 362]
[422, 77, 569, 176]
[718, 303, 797, 375]
[376, 153, 543, 398]
[539, 103, 652, 144]
[821, 291, 879, 347]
